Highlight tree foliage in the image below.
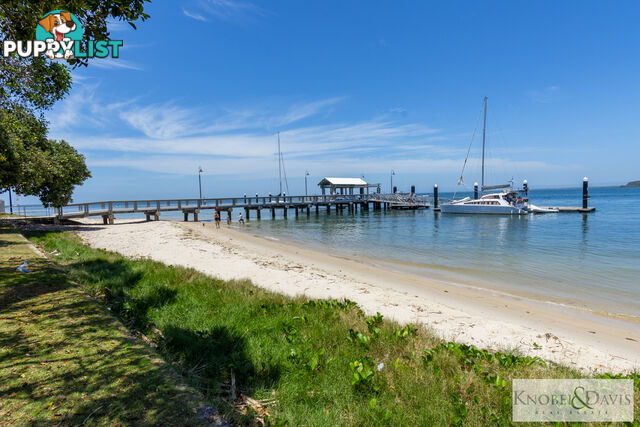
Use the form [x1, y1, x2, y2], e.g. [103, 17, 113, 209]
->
[0, 1, 150, 207]
[0, 107, 90, 207]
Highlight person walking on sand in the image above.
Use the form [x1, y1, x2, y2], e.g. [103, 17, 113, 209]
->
[238, 212, 245, 225]
[214, 210, 221, 228]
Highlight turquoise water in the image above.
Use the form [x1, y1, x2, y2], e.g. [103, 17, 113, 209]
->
[242, 187, 640, 318]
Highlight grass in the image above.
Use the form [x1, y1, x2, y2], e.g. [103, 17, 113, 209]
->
[0, 227, 206, 425]
[17, 228, 640, 425]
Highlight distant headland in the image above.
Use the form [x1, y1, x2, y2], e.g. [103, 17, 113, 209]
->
[622, 180, 640, 187]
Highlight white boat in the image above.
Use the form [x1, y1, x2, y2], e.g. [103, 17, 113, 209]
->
[527, 204, 559, 214]
[440, 190, 529, 214]
[441, 96, 530, 215]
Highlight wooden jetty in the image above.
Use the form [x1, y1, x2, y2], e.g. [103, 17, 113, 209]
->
[368, 193, 430, 210]
[44, 193, 430, 224]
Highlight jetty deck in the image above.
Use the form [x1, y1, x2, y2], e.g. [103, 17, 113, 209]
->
[39, 193, 429, 224]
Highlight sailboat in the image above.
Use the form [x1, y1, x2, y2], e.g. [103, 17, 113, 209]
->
[276, 132, 290, 196]
[440, 97, 529, 215]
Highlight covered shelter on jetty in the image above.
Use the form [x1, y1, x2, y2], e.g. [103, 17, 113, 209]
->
[317, 177, 380, 196]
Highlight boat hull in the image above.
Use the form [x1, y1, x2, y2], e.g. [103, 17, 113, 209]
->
[440, 203, 527, 215]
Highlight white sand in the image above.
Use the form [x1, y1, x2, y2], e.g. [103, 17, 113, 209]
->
[73, 219, 640, 374]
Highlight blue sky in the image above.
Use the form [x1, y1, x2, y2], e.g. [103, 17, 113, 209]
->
[5, 1, 640, 205]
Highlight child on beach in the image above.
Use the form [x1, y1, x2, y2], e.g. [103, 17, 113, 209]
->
[238, 212, 245, 225]
[214, 210, 220, 228]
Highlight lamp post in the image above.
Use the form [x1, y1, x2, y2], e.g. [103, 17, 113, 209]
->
[305, 170, 310, 196]
[198, 166, 203, 199]
[390, 170, 395, 193]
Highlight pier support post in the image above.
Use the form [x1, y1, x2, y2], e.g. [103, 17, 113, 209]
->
[193, 211, 199, 222]
[245, 208, 250, 221]
[283, 208, 288, 218]
[474, 182, 479, 199]
[583, 177, 589, 209]
[271, 208, 275, 219]
[257, 209, 261, 219]
[306, 206, 310, 215]
[295, 207, 299, 217]
[434, 184, 439, 210]
[183, 211, 189, 222]
[315, 205, 319, 214]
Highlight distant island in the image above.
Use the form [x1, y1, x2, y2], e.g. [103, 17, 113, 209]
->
[622, 180, 640, 187]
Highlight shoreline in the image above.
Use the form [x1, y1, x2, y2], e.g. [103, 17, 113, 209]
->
[72, 218, 640, 374]
[249, 228, 640, 324]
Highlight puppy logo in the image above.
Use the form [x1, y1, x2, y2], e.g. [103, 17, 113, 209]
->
[36, 10, 83, 59]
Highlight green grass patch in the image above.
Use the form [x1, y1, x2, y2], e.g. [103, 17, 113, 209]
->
[0, 227, 203, 425]
[24, 229, 640, 425]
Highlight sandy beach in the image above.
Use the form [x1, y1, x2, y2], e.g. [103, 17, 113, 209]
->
[71, 218, 640, 374]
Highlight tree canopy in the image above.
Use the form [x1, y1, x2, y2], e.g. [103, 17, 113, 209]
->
[0, 1, 151, 208]
[0, 107, 90, 207]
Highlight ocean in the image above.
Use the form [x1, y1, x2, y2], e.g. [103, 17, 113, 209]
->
[243, 186, 640, 319]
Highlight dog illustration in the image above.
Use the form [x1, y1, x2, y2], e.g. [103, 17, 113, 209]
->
[38, 12, 76, 59]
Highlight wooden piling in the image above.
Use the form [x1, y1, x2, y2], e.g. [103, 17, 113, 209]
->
[583, 177, 589, 209]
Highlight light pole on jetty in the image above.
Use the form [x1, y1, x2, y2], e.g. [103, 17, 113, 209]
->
[198, 166, 203, 199]
[305, 170, 310, 196]
[390, 170, 396, 193]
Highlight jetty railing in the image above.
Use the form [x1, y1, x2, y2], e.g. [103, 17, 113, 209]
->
[49, 193, 398, 221]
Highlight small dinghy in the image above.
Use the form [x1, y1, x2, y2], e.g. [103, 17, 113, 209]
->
[527, 204, 559, 214]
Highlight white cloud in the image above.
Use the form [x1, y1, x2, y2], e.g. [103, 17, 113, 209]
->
[186, 0, 268, 22]
[527, 86, 559, 103]
[50, 84, 558, 179]
[90, 58, 143, 71]
[183, 9, 207, 22]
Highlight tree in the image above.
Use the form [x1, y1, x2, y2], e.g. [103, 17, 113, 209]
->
[0, 107, 90, 208]
[0, 1, 150, 207]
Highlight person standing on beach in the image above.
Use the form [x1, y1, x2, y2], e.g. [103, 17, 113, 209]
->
[238, 212, 245, 225]
[214, 210, 221, 228]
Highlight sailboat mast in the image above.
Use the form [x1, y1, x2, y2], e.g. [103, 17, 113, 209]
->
[277, 132, 282, 195]
[481, 96, 487, 195]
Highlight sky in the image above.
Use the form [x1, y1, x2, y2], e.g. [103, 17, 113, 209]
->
[5, 1, 640, 206]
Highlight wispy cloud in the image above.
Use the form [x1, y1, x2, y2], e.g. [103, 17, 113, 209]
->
[49, 83, 558, 179]
[185, 0, 268, 23]
[90, 58, 144, 71]
[277, 97, 345, 127]
[119, 103, 207, 139]
[183, 8, 207, 22]
[527, 86, 559, 103]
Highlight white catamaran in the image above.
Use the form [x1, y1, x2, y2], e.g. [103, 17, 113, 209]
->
[441, 97, 530, 215]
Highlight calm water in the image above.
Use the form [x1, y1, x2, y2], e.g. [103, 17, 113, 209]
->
[241, 187, 640, 318]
